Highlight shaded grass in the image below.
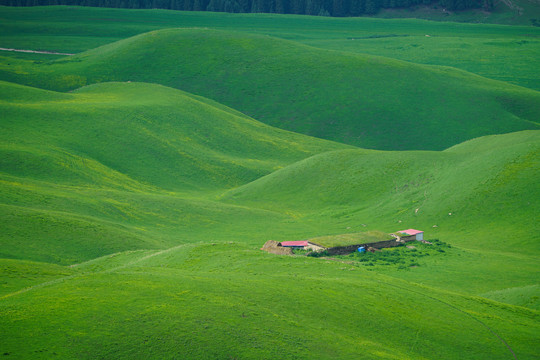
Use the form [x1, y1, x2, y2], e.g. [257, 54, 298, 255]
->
[481, 285, 540, 310]
[1, 80, 347, 191]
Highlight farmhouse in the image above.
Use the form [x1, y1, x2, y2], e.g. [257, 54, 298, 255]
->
[397, 229, 424, 241]
[262, 229, 425, 256]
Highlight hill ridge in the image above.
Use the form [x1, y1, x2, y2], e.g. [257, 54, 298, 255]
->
[2, 28, 539, 150]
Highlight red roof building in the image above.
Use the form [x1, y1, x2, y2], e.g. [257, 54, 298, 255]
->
[399, 229, 424, 240]
[280, 241, 309, 247]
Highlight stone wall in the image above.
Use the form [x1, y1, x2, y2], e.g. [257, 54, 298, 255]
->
[327, 239, 403, 255]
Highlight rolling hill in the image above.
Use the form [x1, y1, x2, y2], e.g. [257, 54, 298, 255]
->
[0, 8, 539, 360]
[0, 80, 347, 191]
[0, 80, 348, 263]
[1, 242, 538, 360]
[223, 130, 540, 253]
[2, 28, 539, 150]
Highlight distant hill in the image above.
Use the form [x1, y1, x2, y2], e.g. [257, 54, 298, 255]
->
[3, 28, 539, 151]
[0, 0, 491, 18]
[376, 0, 540, 26]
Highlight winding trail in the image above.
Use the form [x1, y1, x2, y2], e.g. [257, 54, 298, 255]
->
[0, 246, 518, 359]
[0, 244, 189, 300]
[379, 280, 517, 359]
[0, 47, 75, 56]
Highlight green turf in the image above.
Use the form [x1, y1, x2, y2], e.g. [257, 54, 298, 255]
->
[1, 7, 539, 359]
[1, 6, 539, 90]
[2, 28, 538, 150]
[1, 243, 538, 359]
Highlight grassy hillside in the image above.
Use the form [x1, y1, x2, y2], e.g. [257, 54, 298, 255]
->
[0, 80, 349, 263]
[2, 28, 539, 150]
[1, 80, 346, 191]
[1, 242, 538, 359]
[1, 8, 538, 359]
[223, 130, 540, 252]
[1, 6, 539, 91]
[221, 130, 540, 297]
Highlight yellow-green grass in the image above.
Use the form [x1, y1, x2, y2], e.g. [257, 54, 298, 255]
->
[481, 284, 540, 310]
[307, 230, 395, 248]
[0, 258, 74, 297]
[1, 243, 538, 359]
[2, 28, 538, 150]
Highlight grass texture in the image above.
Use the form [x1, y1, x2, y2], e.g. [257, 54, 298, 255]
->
[1, 6, 539, 90]
[1, 28, 539, 151]
[0, 7, 539, 359]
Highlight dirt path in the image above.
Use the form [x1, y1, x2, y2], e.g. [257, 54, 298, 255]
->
[0, 47, 75, 56]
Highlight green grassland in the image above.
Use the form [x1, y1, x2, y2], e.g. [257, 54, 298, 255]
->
[223, 130, 539, 252]
[1, 6, 539, 360]
[0, 80, 349, 263]
[1, 6, 539, 91]
[2, 28, 539, 150]
[2, 243, 539, 359]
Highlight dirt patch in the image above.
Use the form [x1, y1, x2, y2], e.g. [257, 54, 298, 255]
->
[0, 47, 74, 56]
[261, 240, 293, 255]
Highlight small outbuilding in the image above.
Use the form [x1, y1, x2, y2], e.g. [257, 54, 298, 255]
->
[398, 229, 424, 241]
[279, 241, 326, 251]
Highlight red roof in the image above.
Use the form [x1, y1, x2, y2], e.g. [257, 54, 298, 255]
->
[399, 229, 423, 235]
[280, 241, 309, 247]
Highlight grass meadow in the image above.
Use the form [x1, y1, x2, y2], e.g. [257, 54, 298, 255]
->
[0, 6, 539, 359]
[1, 27, 538, 150]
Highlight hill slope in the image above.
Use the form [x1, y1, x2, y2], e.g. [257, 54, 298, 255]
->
[0, 80, 346, 191]
[0, 80, 348, 263]
[223, 130, 540, 253]
[3, 28, 539, 150]
[1, 242, 538, 360]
